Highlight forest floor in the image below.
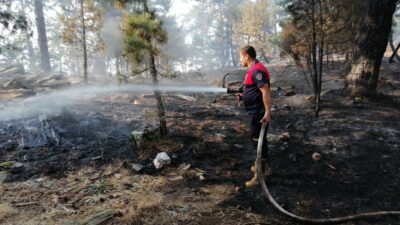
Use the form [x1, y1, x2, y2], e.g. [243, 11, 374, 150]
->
[0, 58, 399, 225]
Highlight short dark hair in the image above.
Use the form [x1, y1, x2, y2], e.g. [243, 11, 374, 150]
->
[241, 45, 256, 59]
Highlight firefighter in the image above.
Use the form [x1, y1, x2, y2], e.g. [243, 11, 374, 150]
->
[237, 45, 272, 189]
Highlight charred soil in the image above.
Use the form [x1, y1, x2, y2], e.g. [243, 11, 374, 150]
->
[0, 60, 399, 225]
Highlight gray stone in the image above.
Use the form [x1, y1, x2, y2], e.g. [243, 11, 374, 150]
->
[0, 172, 8, 183]
[132, 163, 145, 172]
[42, 180, 56, 188]
[10, 162, 25, 173]
[131, 126, 159, 149]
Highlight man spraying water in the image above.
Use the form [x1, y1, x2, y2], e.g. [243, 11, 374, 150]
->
[236, 45, 272, 190]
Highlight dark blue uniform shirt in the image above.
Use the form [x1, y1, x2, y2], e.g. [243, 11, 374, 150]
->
[242, 61, 270, 114]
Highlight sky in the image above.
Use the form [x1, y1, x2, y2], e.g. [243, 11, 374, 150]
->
[168, 0, 195, 26]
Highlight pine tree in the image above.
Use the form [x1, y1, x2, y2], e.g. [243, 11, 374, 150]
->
[59, 0, 104, 82]
[233, 0, 272, 63]
[120, 0, 168, 136]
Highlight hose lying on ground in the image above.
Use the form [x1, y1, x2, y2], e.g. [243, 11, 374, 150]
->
[256, 122, 400, 224]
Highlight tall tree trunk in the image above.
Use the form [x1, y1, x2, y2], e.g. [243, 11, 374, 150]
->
[345, 0, 397, 97]
[143, 0, 168, 136]
[315, 0, 324, 117]
[228, 23, 237, 66]
[20, 0, 35, 71]
[34, 0, 51, 72]
[80, 0, 88, 84]
[311, 1, 318, 99]
[150, 54, 168, 136]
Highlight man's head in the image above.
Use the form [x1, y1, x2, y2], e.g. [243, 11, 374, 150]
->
[240, 45, 256, 67]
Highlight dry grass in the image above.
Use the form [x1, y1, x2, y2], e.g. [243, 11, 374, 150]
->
[116, 174, 168, 223]
[0, 203, 18, 222]
[201, 184, 236, 205]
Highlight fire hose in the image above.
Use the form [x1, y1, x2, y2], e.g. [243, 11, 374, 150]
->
[255, 122, 400, 224]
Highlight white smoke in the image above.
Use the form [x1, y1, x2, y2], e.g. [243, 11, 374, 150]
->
[0, 84, 226, 121]
[101, 8, 124, 58]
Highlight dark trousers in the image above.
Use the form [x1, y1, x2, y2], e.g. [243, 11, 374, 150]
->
[247, 110, 269, 162]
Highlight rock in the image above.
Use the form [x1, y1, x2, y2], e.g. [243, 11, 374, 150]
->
[196, 173, 206, 181]
[9, 162, 24, 173]
[42, 180, 56, 188]
[35, 177, 45, 182]
[131, 126, 159, 149]
[0, 172, 8, 183]
[22, 180, 41, 189]
[153, 152, 171, 169]
[131, 163, 145, 172]
[312, 152, 322, 161]
[278, 132, 291, 141]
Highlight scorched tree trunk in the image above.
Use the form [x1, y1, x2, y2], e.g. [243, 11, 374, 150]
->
[345, 0, 397, 97]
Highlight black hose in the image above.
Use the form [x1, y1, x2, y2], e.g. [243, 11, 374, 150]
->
[256, 122, 400, 224]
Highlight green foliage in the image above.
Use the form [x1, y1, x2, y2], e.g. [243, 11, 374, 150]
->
[59, 0, 105, 55]
[123, 11, 167, 64]
[233, 0, 271, 56]
[279, 0, 363, 63]
[89, 180, 112, 195]
[0, 5, 28, 54]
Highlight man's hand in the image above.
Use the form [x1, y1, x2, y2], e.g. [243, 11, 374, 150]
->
[235, 93, 243, 101]
[260, 111, 271, 124]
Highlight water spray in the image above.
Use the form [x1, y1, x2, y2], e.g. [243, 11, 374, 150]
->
[256, 123, 400, 224]
[0, 84, 227, 121]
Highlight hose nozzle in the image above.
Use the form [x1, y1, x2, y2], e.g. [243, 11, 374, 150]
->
[227, 87, 240, 94]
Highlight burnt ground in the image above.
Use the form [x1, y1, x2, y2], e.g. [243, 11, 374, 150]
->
[0, 59, 400, 225]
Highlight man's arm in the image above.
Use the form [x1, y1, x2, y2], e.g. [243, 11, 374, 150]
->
[259, 84, 271, 124]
